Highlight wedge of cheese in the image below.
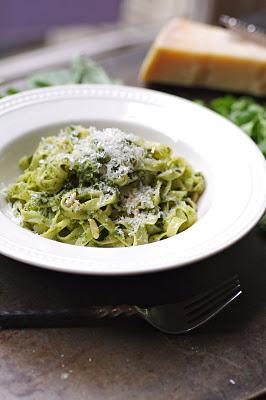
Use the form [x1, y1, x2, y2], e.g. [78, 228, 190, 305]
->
[140, 19, 266, 96]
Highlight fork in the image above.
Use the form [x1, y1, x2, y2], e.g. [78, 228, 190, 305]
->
[220, 14, 266, 47]
[0, 275, 241, 333]
[135, 274, 242, 334]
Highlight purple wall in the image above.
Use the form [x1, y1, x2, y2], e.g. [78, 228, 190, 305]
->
[0, 0, 122, 42]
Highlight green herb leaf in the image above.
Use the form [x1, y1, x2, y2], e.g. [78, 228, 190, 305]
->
[0, 87, 20, 98]
[200, 95, 266, 231]
[259, 213, 266, 231]
[28, 70, 73, 87]
[28, 56, 117, 88]
[209, 96, 266, 151]
[0, 56, 116, 97]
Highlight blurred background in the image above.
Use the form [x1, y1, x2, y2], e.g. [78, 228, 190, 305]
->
[1, 0, 265, 57]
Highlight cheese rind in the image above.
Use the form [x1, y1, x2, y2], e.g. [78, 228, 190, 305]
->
[140, 19, 266, 96]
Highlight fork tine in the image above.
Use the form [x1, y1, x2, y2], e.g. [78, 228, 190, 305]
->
[185, 280, 241, 318]
[187, 286, 242, 326]
[135, 275, 242, 334]
[185, 289, 242, 331]
[184, 274, 240, 311]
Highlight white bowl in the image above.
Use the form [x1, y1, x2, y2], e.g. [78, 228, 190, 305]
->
[0, 85, 265, 275]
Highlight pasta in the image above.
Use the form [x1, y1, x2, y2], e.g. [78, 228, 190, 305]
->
[7, 126, 205, 247]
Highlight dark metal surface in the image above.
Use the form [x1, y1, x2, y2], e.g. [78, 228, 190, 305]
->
[0, 276, 242, 332]
[0, 43, 265, 400]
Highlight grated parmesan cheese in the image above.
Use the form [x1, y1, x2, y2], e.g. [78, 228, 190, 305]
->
[47, 126, 145, 181]
[121, 183, 155, 214]
[118, 211, 159, 235]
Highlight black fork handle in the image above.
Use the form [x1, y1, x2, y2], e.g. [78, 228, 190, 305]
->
[0, 306, 137, 329]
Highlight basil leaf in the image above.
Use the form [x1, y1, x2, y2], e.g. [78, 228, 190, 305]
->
[0, 56, 116, 97]
[28, 57, 116, 88]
